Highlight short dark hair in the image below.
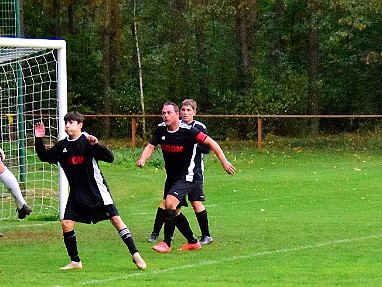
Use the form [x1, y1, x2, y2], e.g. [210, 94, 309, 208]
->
[163, 102, 179, 113]
[64, 111, 84, 123]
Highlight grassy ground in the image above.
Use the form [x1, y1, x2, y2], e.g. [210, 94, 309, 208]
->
[1, 143, 382, 286]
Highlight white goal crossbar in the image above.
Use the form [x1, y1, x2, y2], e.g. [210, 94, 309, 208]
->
[0, 37, 68, 220]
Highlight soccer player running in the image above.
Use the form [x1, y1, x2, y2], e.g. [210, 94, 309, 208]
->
[137, 102, 235, 253]
[147, 99, 213, 245]
[0, 147, 32, 219]
[34, 111, 146, 270]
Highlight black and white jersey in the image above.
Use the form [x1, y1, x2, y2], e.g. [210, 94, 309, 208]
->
[149, 121, 208, 184]
[185, 120, 210, 182]
[35, 134, 114, 208]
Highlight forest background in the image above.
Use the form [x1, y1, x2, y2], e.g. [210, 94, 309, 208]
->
[21, 0, 382, 140]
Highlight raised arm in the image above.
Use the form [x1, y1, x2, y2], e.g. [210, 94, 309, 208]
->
[202, 136, 236, 175]
[34, 122, 57, 164]
[136, 143, 156, 168]
[34, 122, 46, 138]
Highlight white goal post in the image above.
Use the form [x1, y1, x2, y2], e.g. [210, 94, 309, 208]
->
[0, 37, 68, 220]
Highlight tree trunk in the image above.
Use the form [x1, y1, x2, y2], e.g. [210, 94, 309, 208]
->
[191, 0, 210, 111]
[100, 0, 122, 138]
[133, 0, 146, 138]
[52, 0, 60, 37]
[234, 0, 257, 93]
[101, 1, 112, 138]
[67, 0, 75, 34]
[271, 0, 285, 81]
[168, 0, 188, 100]
[307, 0, 320, 133]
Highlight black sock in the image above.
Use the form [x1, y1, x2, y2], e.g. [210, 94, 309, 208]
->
[63, 230, 80, 262]
[176, 212, 197, 244]
[152, 207, 166, 235]
[196, 209, 210, 237]
[164, 209, 177, 247]
[119, 228, 138, 255]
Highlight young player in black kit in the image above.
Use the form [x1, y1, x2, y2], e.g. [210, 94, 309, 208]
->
[34, 111, 146, 270]
[137, 102, 235, 253]
[147, 99, 213, 245]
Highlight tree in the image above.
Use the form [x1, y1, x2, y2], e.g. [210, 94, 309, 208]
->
[307, 0, 320, 133]
[100, 0, 123, 138]
[234, 0, 257, 93]
[190, 0, 211, 110]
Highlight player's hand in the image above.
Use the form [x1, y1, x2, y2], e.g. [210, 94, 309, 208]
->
[223, 161, 236, 175]
[136, 159, 145, 168]
[87, 135, 98, 145]
[34, 122, 45, 138]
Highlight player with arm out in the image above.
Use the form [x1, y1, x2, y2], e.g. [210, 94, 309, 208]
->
[137, 102, 235, 253]
[34, 111, 146, 270]
[147, 99, 213, 245]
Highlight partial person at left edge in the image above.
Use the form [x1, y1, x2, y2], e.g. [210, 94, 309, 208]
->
[0, 147, 32, 220]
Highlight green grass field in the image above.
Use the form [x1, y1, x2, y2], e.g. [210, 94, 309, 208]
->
[1, 144, 382, 286]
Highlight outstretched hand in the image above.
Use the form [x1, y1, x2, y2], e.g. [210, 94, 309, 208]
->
[223, 160, 236, 175]
[34, 122, 45, 138]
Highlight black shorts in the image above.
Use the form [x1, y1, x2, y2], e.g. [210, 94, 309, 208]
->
[187, 181, 205, 202]
[163, 179, 204, 207]
[64, 202, 119, 224]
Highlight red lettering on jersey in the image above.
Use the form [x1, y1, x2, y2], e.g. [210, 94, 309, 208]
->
[161, 144, 184, 153]
[67, 155, 85, 165]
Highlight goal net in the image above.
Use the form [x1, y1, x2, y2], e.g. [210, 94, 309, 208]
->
[0, 37, 68, 220]
[0, 0, 21, 37]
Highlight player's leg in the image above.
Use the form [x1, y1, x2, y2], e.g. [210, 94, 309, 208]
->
[175, 199, 198, 245]
[172, 185, 200, 251]
[175, 211, 201, 250]
[147, 200, 166, 242]
[191, 201, 213, 245]
[189, 183, 213, 244]
[0, 163, 32, 219]
[110, 215, 147, 270]
[60, 219, 82, 270]
[152, 194, 179, 252]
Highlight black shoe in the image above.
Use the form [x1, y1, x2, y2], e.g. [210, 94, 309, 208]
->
[17, 204, 32, 219]
[199, 235, 213, 245]
[147, 233, 159, 243]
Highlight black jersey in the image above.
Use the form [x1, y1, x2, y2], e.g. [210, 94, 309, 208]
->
[149, 121, 208, 184]
[186, 120, 210, 182]
[35, 134, 114, 208]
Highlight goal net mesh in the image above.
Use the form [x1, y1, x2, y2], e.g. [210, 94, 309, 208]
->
[0, 0, 19, 37]
[0, 46, 60, 220]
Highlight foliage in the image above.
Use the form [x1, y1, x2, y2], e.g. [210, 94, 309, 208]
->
[21, 0, 382, 136]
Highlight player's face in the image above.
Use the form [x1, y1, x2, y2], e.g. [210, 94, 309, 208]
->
[65, 120, 83, 139]
[180, 105, 196, 124]
[162, 105, 179, 130]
